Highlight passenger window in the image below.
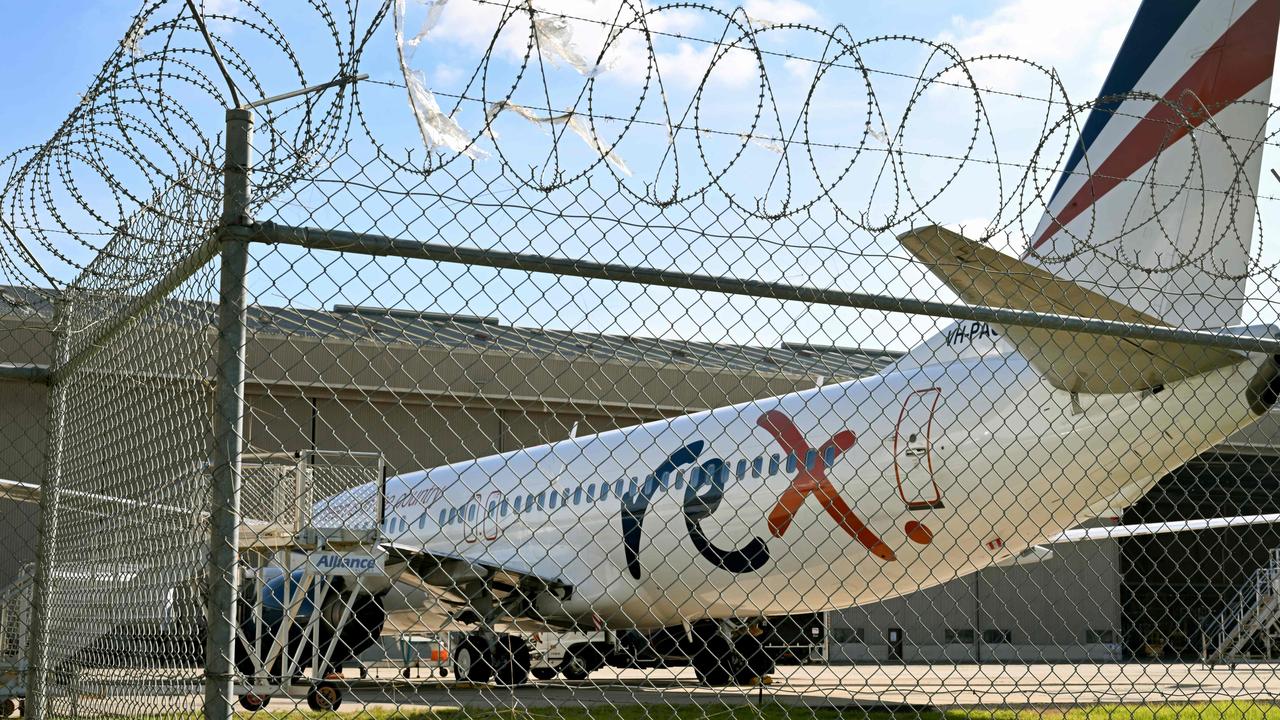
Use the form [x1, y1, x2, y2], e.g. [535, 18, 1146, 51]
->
[752, 456, 764, 478]
[525, 495, 535, 512]
[548, 491, 559, 510]
[674, 469, 685, 490]
[614, 479, 624, 497]
[438, 509, 447, 526]
[535, 491, 545, 510]
[468, 504, 477, 522]
[573, 487, 583, 505]
[586, 484, 596, 502]
[805, 449, 817, 471]
[823, 446, 836, 466]
[768, 454, 780, 476]
[600, 481, 611, 501]
[736, 459, 748, 479]
[500, 499, 509, 517]
[786, 453, 798, 473]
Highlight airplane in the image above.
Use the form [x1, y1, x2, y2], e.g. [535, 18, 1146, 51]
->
[243, 0, 1280, 701]
[8, 0, 1280, 711]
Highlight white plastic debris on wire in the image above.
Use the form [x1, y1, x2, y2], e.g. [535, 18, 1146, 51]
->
[532, 12, 609, 77]
[487, 100, 632, 175]
[738, 133, 784, 154]
[865, 122, 891, 145]
[394, 0, 488, 159]
[122, 22, 144, 58]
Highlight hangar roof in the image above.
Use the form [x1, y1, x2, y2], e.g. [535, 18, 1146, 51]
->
[0, 286, 901, 382]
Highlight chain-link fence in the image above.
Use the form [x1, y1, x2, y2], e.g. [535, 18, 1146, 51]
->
[5, 0, 1280, 718]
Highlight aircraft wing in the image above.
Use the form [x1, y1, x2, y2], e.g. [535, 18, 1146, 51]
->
[382, 542, 573, 603]
[1049, 513, 1280, 542]
[898, 225, 1244, 393]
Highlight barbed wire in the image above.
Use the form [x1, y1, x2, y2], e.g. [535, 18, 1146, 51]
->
[0, 0, 1274, 292]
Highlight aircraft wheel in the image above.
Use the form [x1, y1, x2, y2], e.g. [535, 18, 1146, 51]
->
[531, 667, 558, 681]
[494, 636, 531, 686]
[305, 682, 342, 712]
[559, 644, 603, 681]
[0, 698, 16, 718]
[732, 634, 775, 685]
[692, 633, 734, 686]
[237, 692, 270, 712]
[453, 636, 493, 684]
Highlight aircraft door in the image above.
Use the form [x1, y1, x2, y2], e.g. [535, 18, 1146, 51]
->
[463, 493, 482, 543]
[482, 490, 502, 540]
[894, 387, 944, 510]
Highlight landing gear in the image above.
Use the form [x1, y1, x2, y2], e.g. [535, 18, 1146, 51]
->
[305, 681, 342, 712]
[691, 624, 776, 686]
[0, 698, 17, 718]
[559, 657, 590, 681]
[531, 666, 558, 681]
[453, 633, 531, 685]
[559, 645, 604, 681]
[453, 635, 492, 683]
[734, 633, 776, 684]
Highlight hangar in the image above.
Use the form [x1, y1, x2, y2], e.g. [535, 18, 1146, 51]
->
[1, 285, 1278, 664]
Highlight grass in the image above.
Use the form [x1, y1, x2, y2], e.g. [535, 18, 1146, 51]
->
[215, 702, 1280, 720]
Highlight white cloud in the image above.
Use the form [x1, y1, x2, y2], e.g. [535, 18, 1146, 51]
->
[743, 0, 821, 27]
[939, 0, 1138, 94]
[416, 0, 770, 90]
[200, 0, 238, 15]
[432, 63, 463, 86]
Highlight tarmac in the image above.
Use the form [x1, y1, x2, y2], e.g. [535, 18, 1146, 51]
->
[58, 662, 1280, 715]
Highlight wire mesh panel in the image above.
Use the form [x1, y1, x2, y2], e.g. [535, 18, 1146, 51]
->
[5, 0, 1280, 718]
[32, 271, 220, 718]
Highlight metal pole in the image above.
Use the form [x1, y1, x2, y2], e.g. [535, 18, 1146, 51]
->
[252, 223, 1280, 356]
[973, 571, 981, 664]
[25, 304, 72, 720]
[204, 107, 252, 719]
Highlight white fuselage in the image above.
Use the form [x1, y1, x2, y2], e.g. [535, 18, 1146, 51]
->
[357, 342, 1265, 631]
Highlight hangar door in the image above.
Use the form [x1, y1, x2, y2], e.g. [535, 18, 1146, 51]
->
[894, 387, 944, 510]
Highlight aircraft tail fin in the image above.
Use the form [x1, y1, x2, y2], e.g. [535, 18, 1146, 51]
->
[899, 225, 1243, 393]
[1027, 0, 1279, 329]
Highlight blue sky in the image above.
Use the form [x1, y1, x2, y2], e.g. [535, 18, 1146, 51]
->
[31, 0, 1278, 353]
[0, 0, 1143, 206]
[0, 1, 142, 151]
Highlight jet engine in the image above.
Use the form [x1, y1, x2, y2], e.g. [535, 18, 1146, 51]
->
[1246, 354, 1280, 416]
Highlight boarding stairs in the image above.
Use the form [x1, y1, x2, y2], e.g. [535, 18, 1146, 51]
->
[1203, 547, 1280, 664]
[0, 449, 386, 713]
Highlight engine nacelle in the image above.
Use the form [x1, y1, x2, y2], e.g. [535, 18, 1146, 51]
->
[1246, 355, 1280, 416]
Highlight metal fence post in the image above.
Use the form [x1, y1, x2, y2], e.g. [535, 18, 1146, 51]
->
[24, 304, 72, 720]
[204, 107, 252, 719]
